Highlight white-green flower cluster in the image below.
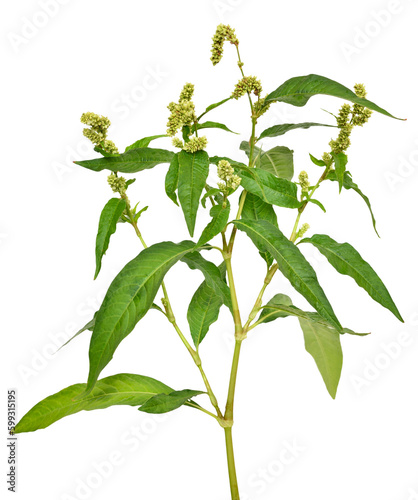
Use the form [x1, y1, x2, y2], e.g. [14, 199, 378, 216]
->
[298, 171, 309, 193]
[217, 159, 241, 194]
[183, 136, 208, 153]
[166, 83, 197, 137]
[352, 83, 372, 126]
[172, 137, 184, 149]
[107, 173, 126, 195]
[210, 24, 239, 65]
[296, 223, 310, 239]
[231, 76, 262, 100]
[81, 112, 118, 154]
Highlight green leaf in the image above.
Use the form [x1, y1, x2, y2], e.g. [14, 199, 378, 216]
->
[196, 201, 230, 247]
[258, 122, 336, 140]
[74, 147, 174, 174]
[125, 135, 167, 152]
[309, 154, 326, 167]
[57, 314, 96, 352]
[240, 142, 294, 180]
[307, 198, 326, 213]
[94, 146, 119, 157]
[187, 263, 226, 347]
[299, 234, 404, 322]
[233, 219, 341, 329]
[197, 97, 232, 120]
[14, 373, 172, 434]
[178, 150, 210, 236]
[332, 152, 348, 193]
[326, 170, 379, 236]
[265, 74, 403, 120]
[258, 294, 294, 323]
[196, 121, 237, 134]
[181, 252, 232, 312]
[165, 153, 180, 205]
[138, 389, 204, 414]
[299, 317, 343, 399]
[237, 167, 301, 209]
[201, 188, 221, 208]
[86, 240, 195, 393]
[241, 192, 278, 266]
[94, 198, 127, 279]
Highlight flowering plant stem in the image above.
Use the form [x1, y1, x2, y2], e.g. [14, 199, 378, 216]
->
[14, 24, 405, 500]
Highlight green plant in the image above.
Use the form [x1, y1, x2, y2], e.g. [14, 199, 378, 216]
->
[14, 25, 404, 500]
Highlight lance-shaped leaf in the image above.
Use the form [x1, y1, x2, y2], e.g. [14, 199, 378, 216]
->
[125, 134, 167, 152]
[14, 373, 173, 434]
[265, 74, 403, 120]
[300, 317, 343, 399]
[197, 97, 232, 120]
[74, 147, 174, 174]
[237, 168, 301, 209]
[94, 198, 126, 279]
[187, 263, 227, 347]
[181, 252, 232, 312]
[309, 153, 326, 167]
[165, 153, 180, 205]
[257, 295, 369, 336]
[240, 141, 294, 180]
[332, 152, 348, 193]
[299, 234, 404, 322]
[241, 192, 278, 267]
[196, 201, 230, 247]
[57, 314, 97, 352]
[86, 240, 195, 393]
[326, 170, 379, 236]
[185, 121, 237, 135]
[233, 219, 341, 329]
[138, 389, 204, 414]
[258, 122, 336, 140]
[178, 150, 210, 236]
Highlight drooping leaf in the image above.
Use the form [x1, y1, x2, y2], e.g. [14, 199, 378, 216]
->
[299, 234, 404, 322]
[307, 198, 326, 212]
[309, 153, 326, 167]
[138, 389, 204, 414]
[14, 374, 172, 434]
[237, 168, 301, 209]
[201, 188, 221, 208]
[265, 74, 403, 120]
[196, 201, 230, 247]
[233, 219, 341, 329]
[125, 135, 167, 152]
[181, 252, 232, 311]
[197, 97, 232, 120]
[257, 294, 294, 323]
[94, 198, 127, 279]
[165, 153, 180, 205]
[187, 263, 227, 347]
[86, 240, 195, 393]
[240, 141, 294, 180]
[300, 317, 343, 399]
[178, 150, 210, 236]
[332, 152, 348, 193]
[326, 170, 379, 236]
[258, 122, 336, 140]
[196, 121, 237, 134]
[74, 148, 174, 174]
[241, 192, 278, 266]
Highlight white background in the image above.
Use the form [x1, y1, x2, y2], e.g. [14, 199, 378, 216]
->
[1, 1, 418, 499]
